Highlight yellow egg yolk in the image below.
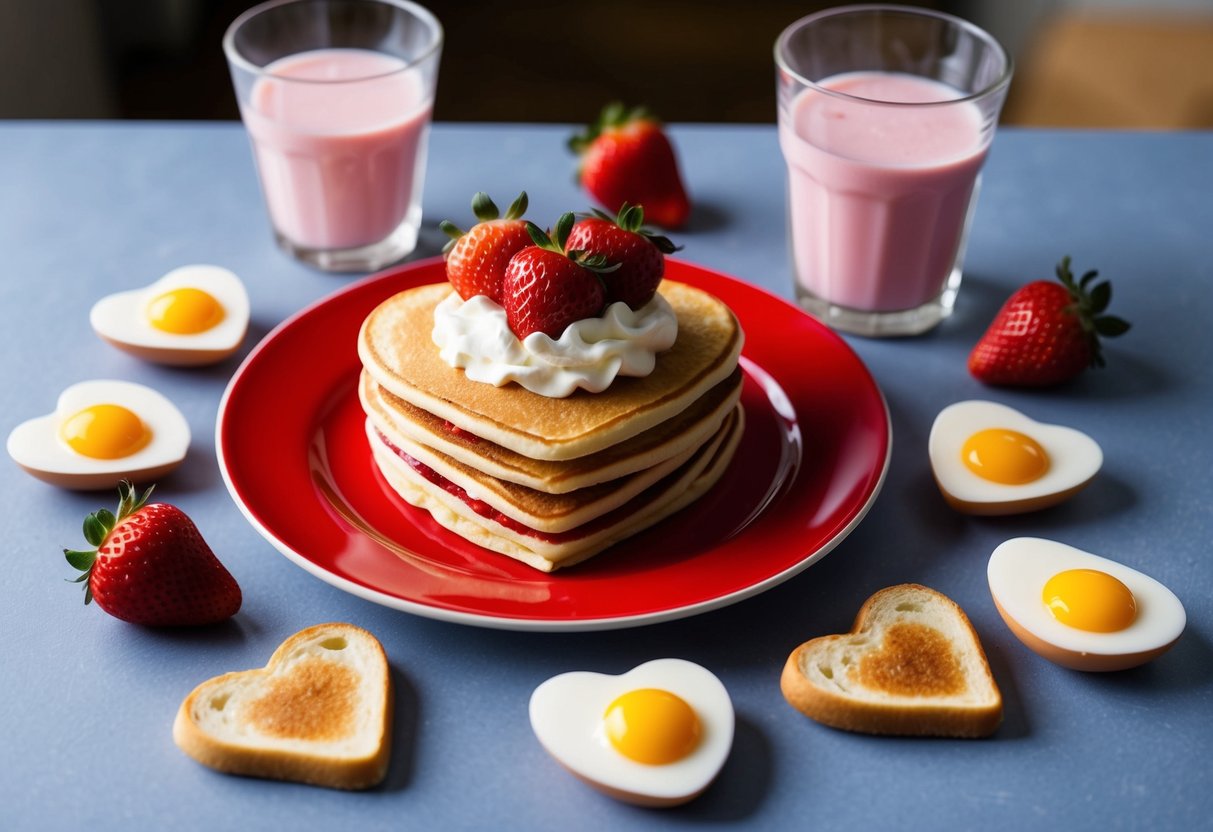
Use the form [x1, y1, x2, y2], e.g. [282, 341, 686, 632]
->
[961, 428, 1050, 484]
[146, 287, 225, 334]
[1043, 569, 1137, 632]
[603, 688, 701, 765]
[60, 404, 152, 459]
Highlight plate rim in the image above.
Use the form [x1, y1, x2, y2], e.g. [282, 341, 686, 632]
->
[216, 257, 891, 631]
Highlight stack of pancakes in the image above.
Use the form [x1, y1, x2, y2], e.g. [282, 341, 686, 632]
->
[357, 280, 744, 572]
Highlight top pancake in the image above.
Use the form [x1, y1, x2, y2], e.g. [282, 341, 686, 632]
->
[358, 280, 743, 461]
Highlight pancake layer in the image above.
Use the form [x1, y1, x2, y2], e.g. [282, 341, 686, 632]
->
[358, 280, 743, 461]
[360, 367, 743, 494]
[357, 279, 745, 571]
[370, 407, 744, 572]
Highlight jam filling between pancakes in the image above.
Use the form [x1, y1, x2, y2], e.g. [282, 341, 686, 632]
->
[374, 429, 699, 545]
[441, 420, 480, 443]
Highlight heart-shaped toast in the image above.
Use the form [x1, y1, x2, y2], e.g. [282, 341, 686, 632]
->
[173, 623, 392, 789]
[780, 585, 1002, 738]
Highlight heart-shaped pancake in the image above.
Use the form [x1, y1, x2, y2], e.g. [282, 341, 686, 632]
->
[359, 280, 742, 460]
[173, 623, 392, 789]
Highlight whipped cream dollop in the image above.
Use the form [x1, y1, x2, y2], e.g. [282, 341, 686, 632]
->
[432, 291, 678, 397]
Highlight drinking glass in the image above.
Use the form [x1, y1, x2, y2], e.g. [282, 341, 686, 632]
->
[225, 0, 442, 272]
[776, 5, 1012, 336]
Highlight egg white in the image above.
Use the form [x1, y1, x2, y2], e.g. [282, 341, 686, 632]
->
[929, 400, 1102, 514]
[90, 265, 249, 365]
[988, 537, 1185, 664]
[529, 658, 734, 806]
[6, 379, 190, 489]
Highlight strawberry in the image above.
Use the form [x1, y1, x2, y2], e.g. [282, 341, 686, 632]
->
[569, 103, 690, 229]
[502, 213, 613, 340]
[968, 257, 1130, 386]
[64, 481, 241, 626]
[565, 204, 680, 309]
[440, 191, 532, 303]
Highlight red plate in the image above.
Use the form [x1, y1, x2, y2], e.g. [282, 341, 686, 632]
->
[217, 258, 890, 630]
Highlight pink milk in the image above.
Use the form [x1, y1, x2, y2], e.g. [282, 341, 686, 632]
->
[241, 48, 432, 251]
[779, 71, 989, 313]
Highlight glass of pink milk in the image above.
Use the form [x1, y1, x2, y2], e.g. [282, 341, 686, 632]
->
[224, 0, 442, 272]
[775, 5, 1012, 336]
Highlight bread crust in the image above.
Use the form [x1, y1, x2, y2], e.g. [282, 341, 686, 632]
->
[172, 623, 393, 789]
[780, 584, 1002, 738]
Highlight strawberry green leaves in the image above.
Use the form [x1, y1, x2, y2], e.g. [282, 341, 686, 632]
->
[1055, 256, 1131, 369]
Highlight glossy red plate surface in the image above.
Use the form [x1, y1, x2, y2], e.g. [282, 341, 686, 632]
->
[218, 258, 890, 630]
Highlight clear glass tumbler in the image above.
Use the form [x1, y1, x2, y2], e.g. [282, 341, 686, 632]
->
[225, 0, 442, 272]
[776, 5, 1012, 336]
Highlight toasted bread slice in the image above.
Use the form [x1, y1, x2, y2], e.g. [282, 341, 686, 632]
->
[173, 623, 392, 789]
[780, 585, 1002, 738]
[372, 406, 744, 571]
[358, 280, 742, 461]
[360, 367, 743, 493]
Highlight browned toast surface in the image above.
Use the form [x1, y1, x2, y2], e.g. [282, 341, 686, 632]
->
[244, 657, 359, 741]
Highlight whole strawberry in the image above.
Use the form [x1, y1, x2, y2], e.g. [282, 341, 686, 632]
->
[569, 103, 690, 229]
[440, 191, 532, 303]
[565, 204, 680, 309]
[64, 481, 241, 626]
[968, 257, 1130, 387]
[503, 213, 613, 340]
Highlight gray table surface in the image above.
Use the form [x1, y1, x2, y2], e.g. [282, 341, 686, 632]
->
[1, 121, 1210, 831]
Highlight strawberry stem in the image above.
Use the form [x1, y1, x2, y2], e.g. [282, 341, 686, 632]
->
[526, 215, 620, 275]
[64, 549, 95, 571]
[470, 191, 499, 220]
[64, 480, 154, 606]
[524, 220, 555, 251]
[1055, 256, 1130, 368]
[503, 191, 528, 221]
[526, 213, 578, 252]
[588, 203, 682, 255]
[440, 191, 529, 254]
[568, 102, 655, 155]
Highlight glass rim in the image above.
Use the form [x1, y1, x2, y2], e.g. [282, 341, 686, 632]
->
[223, 0, 443, 84]
[774, 3, 1013, 108]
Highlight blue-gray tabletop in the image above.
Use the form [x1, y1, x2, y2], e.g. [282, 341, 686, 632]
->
[1, 122, 1210, 831]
